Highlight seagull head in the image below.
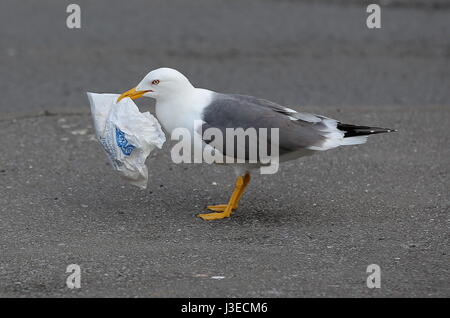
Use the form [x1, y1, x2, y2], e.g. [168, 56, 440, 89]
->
[117, 67, 194, 102]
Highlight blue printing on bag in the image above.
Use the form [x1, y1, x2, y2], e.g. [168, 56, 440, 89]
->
[115, 127, 135, 156]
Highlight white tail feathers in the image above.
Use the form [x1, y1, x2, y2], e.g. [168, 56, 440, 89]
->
[339, 135, 368, 146]
[308, 135, 368, 151]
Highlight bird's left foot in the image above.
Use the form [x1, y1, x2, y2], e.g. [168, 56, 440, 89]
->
[206, 204, 237, 212]
[197, 210, 232, 220]
[197, 173, 251, 221]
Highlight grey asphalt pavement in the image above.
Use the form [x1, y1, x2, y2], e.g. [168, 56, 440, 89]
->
[0, 0, 449, 297]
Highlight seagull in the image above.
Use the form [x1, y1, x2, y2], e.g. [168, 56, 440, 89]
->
[117, 67, 396, 220]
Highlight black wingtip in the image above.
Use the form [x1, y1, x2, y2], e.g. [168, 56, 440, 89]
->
[337, 123, 397, 137]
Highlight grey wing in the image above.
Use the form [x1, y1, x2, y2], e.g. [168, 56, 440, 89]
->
[200, 93, 335, 160]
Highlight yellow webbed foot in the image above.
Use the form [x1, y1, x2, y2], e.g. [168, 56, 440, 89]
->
[206, 204, 237, 212]
[197, 211, 232, 220]
[198, 173, 251, 220]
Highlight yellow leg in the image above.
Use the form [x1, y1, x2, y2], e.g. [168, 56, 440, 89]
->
[198, 173, 251, 220]
[207, 173, 251, 212]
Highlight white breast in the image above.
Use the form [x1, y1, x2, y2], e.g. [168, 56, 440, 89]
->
[155, 88, 213, 135]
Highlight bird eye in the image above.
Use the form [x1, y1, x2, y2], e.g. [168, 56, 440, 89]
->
[151, 80, 160, 85]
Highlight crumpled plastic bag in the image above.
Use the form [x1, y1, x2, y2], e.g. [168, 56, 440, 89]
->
[87, 93, 166, 189]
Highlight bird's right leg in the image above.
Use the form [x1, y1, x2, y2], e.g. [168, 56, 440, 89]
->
[205, 173, 251, 212]
[198, 174, 251, 220]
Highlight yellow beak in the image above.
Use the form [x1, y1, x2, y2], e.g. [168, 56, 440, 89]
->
[117, 87, 152, 102]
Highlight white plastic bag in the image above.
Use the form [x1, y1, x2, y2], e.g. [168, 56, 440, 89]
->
[87, 93, 166, 189]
